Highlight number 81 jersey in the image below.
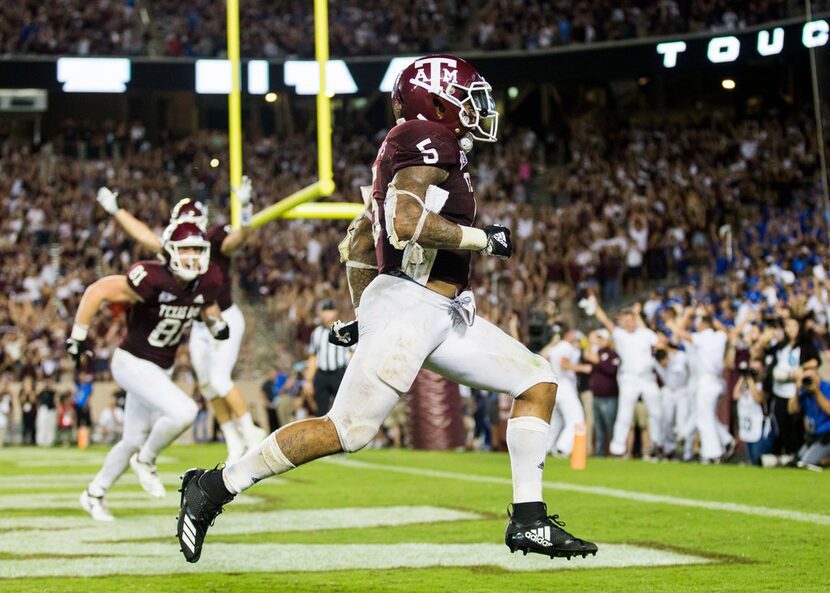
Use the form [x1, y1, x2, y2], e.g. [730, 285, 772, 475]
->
[120, 260, 224, 369]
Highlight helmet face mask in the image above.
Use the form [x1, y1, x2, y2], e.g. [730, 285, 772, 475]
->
[393, 55, 499, 144]
[447, 79, 498, 143]
[170, 198, 208, 231]
[162, 222, 211, 282]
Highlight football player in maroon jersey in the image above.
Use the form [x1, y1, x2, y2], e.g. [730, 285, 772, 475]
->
[70, 221, 228, 521]
[96, 177, 266, 464]
[177, 55, 596, 563]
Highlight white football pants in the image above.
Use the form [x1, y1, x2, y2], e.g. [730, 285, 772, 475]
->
[695, 373, 733, 459]
[660, 386, 688, 454]
[547, 380, 585, 456]
[189, 303, 245, 399]
[327, 274, 557, 452]
[609, 372, 662, 456]
[90, 348, 198, 492]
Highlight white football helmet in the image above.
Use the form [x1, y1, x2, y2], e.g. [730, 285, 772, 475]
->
[161, 221, 211, 281]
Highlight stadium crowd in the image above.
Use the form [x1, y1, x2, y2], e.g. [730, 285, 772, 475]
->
[470, 0, 788, 51]
[0, 0, 148, 56]
[1, 103, 828, 466]
[0, 0, 807, 57]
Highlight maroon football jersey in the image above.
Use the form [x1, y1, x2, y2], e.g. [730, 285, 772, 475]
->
[373, 119, 476, 289]
[205, 224, 233, 310]
[120, 260, 223, 368]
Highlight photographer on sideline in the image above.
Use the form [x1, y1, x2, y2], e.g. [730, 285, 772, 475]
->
[768, 317, 820, 456]
[789, 368, 830, 468]
[733, 359, 770, 465]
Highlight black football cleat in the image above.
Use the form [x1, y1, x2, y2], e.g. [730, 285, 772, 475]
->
[505, 502, 598, 560]
[177, 467, 234, 563]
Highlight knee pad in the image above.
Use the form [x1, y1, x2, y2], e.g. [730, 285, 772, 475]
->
[326, 410, 382, 453]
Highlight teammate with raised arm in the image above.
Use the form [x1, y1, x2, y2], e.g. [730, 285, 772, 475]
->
[71, 221, 227, 520]
[96, 178, 265, 463]
[591, 297, 663, 457]
[177, 55, 597, 564]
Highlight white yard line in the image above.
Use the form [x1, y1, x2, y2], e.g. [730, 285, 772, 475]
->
[0, 473, 286, 490]
[0, 504, 708, 577]
[324, 458, 830, 527]
[0, 491, 265, 510]
[0, 543, 709, 577]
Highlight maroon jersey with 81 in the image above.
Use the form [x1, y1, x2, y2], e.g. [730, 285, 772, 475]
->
[373, 119, 476, 289]
[120, 260, 223, 368]
[206, 224, 233, 310]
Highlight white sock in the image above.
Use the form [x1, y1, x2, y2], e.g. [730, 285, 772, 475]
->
[221, 420, 245, 455]
[507, 416, 551, 503]
[237, 412, 255, 432]
[222, 431, 295, 494]
[236, 412, 263, 446]
[87, 482, 106, 497]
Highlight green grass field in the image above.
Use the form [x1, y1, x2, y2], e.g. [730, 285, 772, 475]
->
[0, 444, 828, 593]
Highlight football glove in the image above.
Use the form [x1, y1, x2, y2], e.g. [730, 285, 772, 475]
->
[483, 224, 512, 259]
[66, 337, 93, 367]
[96, 186, 120, 215]
[208, 319, 230, 341]
[232, 175, 253, 207]
[232, 175, 254, 227]
[329, 319, 358, 347]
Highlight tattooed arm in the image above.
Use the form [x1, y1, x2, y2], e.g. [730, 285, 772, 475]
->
[390, 166, 463, 249]
[345, 214, 377, 311]
[391, 165, 510, 256]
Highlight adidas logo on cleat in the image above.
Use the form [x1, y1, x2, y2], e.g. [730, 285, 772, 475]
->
[523, 526, 553, 547]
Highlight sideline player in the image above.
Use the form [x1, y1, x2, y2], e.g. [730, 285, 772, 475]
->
[671, 308, 735, 463]
[592, 299, 663, 457]
[96, 178, 265, 462]
[177, 55, 597, 563]
[653, 336, 690, 459]
[541, 323, 589, 456]
[70, 221, 228, 520]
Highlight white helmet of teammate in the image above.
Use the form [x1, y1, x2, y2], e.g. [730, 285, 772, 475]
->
[161, 221, 211, 282]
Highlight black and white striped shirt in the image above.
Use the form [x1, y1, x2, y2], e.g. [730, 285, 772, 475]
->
[309, 325, 352, 371]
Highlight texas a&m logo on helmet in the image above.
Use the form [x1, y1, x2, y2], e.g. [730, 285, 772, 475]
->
[392, 55, 499, 144]
[161, 220, 211, 282]
[170, 198, 208, 231]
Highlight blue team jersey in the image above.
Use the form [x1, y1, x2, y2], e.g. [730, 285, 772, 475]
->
[800, 381, 830, 437]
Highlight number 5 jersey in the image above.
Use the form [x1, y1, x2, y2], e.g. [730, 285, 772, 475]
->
[120, 260, 224, 368]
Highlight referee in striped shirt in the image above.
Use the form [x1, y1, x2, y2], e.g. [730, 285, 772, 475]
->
[303, 299, 353, 416]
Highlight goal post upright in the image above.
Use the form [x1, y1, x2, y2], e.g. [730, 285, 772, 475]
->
[248, 0, 363, 226]
[227, 0, 243, 229]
